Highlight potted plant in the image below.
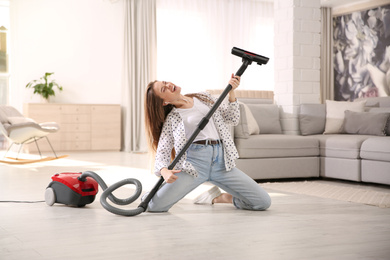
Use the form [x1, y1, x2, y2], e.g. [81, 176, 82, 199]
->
[26, 72, 63, 102]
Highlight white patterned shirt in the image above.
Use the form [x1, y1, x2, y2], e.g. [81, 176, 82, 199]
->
[154, 92, 240, 177]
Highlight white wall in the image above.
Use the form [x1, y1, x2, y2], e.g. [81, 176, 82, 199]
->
[10, 0, 124, 112]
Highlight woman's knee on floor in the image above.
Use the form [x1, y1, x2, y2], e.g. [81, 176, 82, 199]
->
[253, 193, 272, 210]
[233, 192, 271, 211]
[141, 192, 170, 213]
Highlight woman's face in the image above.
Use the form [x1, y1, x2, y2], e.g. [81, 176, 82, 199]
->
[153, 81, 181, 104]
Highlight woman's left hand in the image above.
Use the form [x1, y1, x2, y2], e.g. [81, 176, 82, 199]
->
[229, 74, 240, 90]
[228, 74, 240, 102]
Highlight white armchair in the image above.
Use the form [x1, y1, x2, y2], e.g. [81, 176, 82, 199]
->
[0, 105, 60, 160]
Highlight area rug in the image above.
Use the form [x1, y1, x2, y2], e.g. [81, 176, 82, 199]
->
[0, 155, 68, 164]
[262, 180, 390, 208]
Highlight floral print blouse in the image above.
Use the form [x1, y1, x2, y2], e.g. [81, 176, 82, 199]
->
[154, 92, 240, 177]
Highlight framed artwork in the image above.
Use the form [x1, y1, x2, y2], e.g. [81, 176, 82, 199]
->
[333, 4, 390, 101]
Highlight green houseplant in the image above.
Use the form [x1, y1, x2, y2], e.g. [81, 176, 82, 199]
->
[26, 72, 63, 101]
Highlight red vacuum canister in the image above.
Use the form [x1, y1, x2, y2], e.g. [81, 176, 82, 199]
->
[45, 172, 99, 207]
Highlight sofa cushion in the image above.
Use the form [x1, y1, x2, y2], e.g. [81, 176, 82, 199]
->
[341, 110, 390, 136]
[246, 104, 282, 134]
[320, 157, 361, 181]
[324, 100, 366, 134]
[312, 134, 371, 159]
[361, 160, 390, 185]
[366, 107, 390, 136]
[299, 104, 326, 135]
[236, 157, 319, 179]
[381, 98, 390, 107]
[235, 134, 319, 158]
[360, 137, 390, 162]
[235, 103, 260, 138]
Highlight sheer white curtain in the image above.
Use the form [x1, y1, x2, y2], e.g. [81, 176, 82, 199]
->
[156, 0, 274, 94]
[122, 0, 157, 152]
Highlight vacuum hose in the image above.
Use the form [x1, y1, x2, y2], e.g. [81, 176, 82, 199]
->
[79, 171, 144, 216]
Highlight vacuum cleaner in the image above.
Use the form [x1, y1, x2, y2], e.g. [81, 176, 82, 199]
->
[45, 47, 269, 216]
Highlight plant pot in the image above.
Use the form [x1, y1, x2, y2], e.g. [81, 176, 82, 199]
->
[41, 96, 50, 103]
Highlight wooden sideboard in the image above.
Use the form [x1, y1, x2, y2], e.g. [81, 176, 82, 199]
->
[23, 103, 121, 151]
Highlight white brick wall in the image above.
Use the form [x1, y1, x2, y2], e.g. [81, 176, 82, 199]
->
[274, 0, 321, 134]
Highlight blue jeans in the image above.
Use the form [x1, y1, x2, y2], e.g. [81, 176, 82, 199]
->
[147, 143, 271, 212]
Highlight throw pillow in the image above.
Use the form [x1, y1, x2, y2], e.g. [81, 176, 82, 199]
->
[324, 100, 366, 134]
[366, 107, 390, 136]
[299, 104, 326, 135]
[341, 110, 390, 136]
[244, 103, 260, 135]
[246, 104, 282, 134]
[234, 103, 260, 138]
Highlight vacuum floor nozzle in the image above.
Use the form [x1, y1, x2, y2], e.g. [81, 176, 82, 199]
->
[231, 47, 269, 65]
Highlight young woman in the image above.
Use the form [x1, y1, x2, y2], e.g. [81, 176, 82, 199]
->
[144, 74, 271, 212]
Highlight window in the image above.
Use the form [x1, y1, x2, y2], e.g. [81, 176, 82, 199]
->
[156, 0, 274, 94]
[0, 0, 9, 105]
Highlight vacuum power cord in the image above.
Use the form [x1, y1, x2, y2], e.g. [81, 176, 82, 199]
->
[0, 200, 45, 203]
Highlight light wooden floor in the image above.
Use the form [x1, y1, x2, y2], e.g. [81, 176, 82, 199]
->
[1, 151, 390, 260]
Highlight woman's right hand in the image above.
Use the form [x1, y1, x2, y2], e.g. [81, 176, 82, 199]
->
[160, 168, 180, 183]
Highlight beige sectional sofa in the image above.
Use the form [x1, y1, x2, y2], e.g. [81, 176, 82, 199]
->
[233, 96, 390, 186]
